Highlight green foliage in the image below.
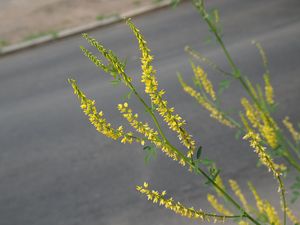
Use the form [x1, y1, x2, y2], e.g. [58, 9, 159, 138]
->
[152, 0, 163, 4]
[143, 145, 157, 164]
[171, 0, 181, 7]
[218, 79, 231, 95]
[24, 31, 58, 41]
[0, 39, 8, 48]
[196, 145, 202, 159]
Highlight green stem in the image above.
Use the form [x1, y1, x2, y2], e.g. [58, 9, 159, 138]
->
[192, 1, 288, 223]
[166, 140, 261, 225]
[124, 75, 261, 225]
[127, 82, 167, 142]
[206, 214, 246, 219]
[278, 176, 287, 225]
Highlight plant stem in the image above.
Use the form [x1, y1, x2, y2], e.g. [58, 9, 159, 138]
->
[121, 73, 261, 225]
[166, 140, 261, 225]
[192, 1, 288, 223]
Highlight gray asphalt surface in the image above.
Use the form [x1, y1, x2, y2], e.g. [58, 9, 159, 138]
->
[1, 0, 300, 225]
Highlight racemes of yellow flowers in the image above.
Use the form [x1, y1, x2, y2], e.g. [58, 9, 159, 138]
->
[69, 13, 299, 224]
[71, 19, 197, 166]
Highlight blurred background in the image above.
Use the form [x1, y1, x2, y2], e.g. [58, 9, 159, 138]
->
[0, 0, 156, 46]
[0, 0, 300, 225]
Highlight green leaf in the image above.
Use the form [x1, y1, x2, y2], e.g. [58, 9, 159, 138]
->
[122, 90, 133, 100]
[211, 169, 220, 181]
[218, 79, 231, 95]
[192, 164, 201, 174]
[196, 146, 202, 159]
[233, 69, 241, 78]
[110, 79, 121, 86]
[143, 145, 157, 164]
[171, 0, 180, 7]
[202, 159, 213, 166]
[143, 146, 151, 151]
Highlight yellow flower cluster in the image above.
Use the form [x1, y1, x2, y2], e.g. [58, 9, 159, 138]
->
[248, 182, 264, 213]
[137, 182, 227, 222]
[214, 175, 226, 197]
[118, 102, 186, 165]
[82, 33, 132, 85]
[260, 118, 278, 149]
[192, 63, 216, 101]
[207, 186, 249, 225]
[241, 98, 278, 148]
[283, 116, 300, 143]
[264, 201, 282, 225]
[209, 178, 299, 225]
[243, 131, 283, 178]
[228, 180, 250, 212]
[241, 98, 260, 128]
[127, 19, 195, 158]
[263, 74, 274, 105]
[238, 221, 249, 225]
[252, 42, 275, 105]
[80, 46, 109, 73]
[249, 182, 299, 225]
[69, 79, 142, 145]
[253, 41, 268, 70]
[207, 194, 232, 216]
[286, 207, 300, 225]
[179, 77, 235, 128]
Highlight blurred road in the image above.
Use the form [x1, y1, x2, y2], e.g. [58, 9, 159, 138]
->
[1, 0, 300, 225]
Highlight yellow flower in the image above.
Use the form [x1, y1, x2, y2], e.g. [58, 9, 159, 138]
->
[240, 113, 251, 132]
[241, 98, 260, 128]
[118, 102, 185, 165]
[191, 63, 216, 101]
[241, 98, 278, 148]
[283, 116, 300, 143]
[238, 221, 249, 225]
[259, 115, 278, 149]
[137, 182, 228, 222]
[248, 182, 264, 213]
[286, 207, 300, 225]
[228, 180, 250, 212]
[82, 33, 132, 86]
[179, 76, 235, 128]
[80, 46, 110, 73]
[243, 131, 282, 178]
[252, 41, 274, 105]
[69, 79, 142, 145]
[263, 74, 274, 105]
[214, 175, 226, 197]
[127, 19, 196, 158]
[264, 200, 282, 225]
[253, 41, 268, 70]
[249, 182, 286, 225]
[207, 194, 232, 216]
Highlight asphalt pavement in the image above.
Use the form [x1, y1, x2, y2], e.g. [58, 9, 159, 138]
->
[0, 0, 300, 224]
